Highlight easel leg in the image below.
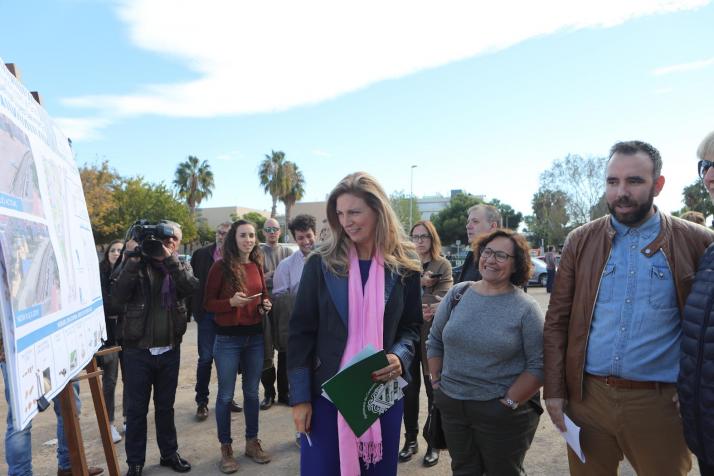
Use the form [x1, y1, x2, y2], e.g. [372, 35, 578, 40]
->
[87, 358, 121, 476]
[59, 382, 89, 475]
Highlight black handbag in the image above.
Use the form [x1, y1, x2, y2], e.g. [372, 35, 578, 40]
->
[422, 403, 447, 450]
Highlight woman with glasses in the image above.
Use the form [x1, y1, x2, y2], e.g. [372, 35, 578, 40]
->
[398, 221, 452, 467]
[427, 229, 544, 475]
[204, 220, 273, 473]
[679, 130, 714, 476]
[288, 172, 422, 475]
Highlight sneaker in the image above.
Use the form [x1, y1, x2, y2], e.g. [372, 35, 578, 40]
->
[245, 437, 271, 464]
[111, 424, 122, 443]
[219, 443, 239, 473]
[196, 402, 209, 421]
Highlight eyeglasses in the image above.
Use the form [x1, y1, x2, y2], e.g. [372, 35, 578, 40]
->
[480, 247, 514, 263]
[264, 227, 280, 233]
[698, 159, 714, 179]
[410, 234, 431, 242]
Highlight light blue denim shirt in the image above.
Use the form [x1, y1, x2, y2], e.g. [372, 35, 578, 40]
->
[585, 210, 681, 383]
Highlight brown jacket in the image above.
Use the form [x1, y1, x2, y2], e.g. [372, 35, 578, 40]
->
[543, 212, 714, 401]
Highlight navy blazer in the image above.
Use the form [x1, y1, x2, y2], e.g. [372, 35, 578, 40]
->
[287, 254, 423, 405]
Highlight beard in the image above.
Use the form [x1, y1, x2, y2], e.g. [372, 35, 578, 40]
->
[607, 188, 655, 226]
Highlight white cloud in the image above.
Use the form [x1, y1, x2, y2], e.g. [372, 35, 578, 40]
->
[64, 0, 709, 119]
[651, 57, 714, 76]
[54, 117, 112, 141]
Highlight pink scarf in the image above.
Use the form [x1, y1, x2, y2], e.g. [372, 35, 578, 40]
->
[337, 246, 386, 476]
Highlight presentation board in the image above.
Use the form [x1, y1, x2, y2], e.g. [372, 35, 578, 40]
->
[0, 59, 105, 430]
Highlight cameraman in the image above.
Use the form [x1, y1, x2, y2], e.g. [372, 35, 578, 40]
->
[111, 220, 199, 476]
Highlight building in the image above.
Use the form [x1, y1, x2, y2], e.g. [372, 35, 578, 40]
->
[196, 206, 270, 230]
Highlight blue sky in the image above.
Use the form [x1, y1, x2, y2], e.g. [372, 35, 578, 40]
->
[2, 0, 713, 220]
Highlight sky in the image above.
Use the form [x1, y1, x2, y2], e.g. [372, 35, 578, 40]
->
[2, 0, 713, 220]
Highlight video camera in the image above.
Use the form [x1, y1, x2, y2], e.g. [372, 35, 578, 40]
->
[125, 219, 175, 259]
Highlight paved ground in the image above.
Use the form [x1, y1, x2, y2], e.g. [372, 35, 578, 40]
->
[0, 287, 699, 475]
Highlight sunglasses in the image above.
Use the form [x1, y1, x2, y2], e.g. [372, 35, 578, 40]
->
[263, 227, 280, 233]
[699, 160, 714, 179]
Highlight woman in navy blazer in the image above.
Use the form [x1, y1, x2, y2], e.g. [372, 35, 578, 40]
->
[288, 172, 423, 476]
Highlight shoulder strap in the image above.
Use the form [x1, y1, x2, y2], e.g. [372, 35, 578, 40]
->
[446, 281, 472, 321]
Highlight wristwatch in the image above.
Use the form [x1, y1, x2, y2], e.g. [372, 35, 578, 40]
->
[503, 397, 519, 410]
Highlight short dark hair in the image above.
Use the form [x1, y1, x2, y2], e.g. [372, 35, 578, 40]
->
[609, 140, 662, 179]
[288, 214, 316, 239]
[472, 228, 533, 286]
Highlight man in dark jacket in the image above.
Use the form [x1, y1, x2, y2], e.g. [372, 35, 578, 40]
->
[190, 222, 242, 420]
[111, 220, 199, 476]
[456, 204, 501, 283]
[679, 130, 714, 476]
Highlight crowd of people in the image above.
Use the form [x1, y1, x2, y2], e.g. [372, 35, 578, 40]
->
[3, 133, 714, 476]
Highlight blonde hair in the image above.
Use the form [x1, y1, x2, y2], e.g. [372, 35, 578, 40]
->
[410, 220, 442, 261]
[698, 130, 714, 161]
[319, 172, 421, 277]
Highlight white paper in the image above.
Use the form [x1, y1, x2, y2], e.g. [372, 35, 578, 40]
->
[560, 414, 586, 463]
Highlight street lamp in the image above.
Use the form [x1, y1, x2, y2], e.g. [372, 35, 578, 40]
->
[409, 165, 417, 231]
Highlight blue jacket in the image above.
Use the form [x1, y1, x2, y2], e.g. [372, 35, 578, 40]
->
[287, 254, 422, 405]
[679, 243, 714, 465]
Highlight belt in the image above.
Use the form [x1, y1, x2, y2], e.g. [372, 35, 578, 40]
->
[585, 373, 674, 390]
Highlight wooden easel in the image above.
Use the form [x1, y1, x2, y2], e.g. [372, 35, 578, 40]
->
[4, 62, 121, 476]
[59, 346, 122, 476]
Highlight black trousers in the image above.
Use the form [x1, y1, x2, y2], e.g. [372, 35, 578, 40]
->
[123, 347, 181, 465]
[260, 350, 288, 400]
[435, 389, 539, 476]
[700, 458, 714, 476]
[402, 340, 434, 441]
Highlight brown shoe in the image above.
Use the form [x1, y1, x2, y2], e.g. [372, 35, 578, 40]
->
[196, 402, 209, 421]
[219, 443, 239, 474]
[58, 467, 104, 476]
[245, 437, 271, 464]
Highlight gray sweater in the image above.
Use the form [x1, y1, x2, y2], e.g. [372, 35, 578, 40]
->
[426, 285, 544, 401]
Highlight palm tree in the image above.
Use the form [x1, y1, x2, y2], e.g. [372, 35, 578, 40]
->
[173, 155, 215, 215]
[258, 150, 288, 217]
[280, 161, 305, 234]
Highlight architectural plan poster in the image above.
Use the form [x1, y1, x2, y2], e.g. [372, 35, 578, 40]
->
[0, 60, 105, 430]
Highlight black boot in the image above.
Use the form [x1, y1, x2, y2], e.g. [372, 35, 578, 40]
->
[398, 435, 418, 463]
[126, 464, 143, 476]
[423, 446, 440, 467]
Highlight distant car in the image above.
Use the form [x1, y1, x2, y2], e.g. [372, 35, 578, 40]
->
[536, 254, 561, 269]
[529, 257, 548, 286]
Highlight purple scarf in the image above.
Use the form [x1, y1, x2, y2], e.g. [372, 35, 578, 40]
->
[150, 260, 176, 310]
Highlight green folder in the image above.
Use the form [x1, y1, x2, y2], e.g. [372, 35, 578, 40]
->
[322, 349, 402, 437]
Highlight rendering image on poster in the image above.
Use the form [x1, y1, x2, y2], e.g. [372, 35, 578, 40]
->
[0, 216, 61, 325]
[0, 114, 44, 217]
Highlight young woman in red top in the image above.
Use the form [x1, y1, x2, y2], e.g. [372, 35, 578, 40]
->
[203, 220, 272, 473]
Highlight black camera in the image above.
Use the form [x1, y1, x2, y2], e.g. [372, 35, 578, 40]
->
[126, 219, 175, 259]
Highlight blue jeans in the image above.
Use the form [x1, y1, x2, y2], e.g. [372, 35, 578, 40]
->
[3, 362, 79, 474]
[195, 314, 216, 405]
[214, 334, 264, 443]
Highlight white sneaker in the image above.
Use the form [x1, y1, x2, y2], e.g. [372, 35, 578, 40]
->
[111, 424, 122, 443]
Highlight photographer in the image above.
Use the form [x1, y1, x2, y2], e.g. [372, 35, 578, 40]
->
[111, 220, 199, 476]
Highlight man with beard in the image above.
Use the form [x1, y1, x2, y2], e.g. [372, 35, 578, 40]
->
[543, 141, 714, 476]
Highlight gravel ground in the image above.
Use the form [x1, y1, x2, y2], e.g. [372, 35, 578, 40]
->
[0, 287, 699, 475]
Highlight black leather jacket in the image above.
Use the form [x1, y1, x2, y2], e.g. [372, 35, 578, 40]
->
[110, 255, 199, 348]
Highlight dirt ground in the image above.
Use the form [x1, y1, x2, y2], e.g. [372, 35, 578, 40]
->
[0, 287, 699, 475]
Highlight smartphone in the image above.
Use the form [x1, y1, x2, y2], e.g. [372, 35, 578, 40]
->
[245, 292, 262, 299]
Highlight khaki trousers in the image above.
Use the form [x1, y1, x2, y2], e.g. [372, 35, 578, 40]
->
[566, 376, 691, 476]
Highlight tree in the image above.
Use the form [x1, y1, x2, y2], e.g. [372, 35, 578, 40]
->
[488, 198, 523, 230]
[106, 178, 197, 244]
[173, 155, 215, 215]
[540, 154, 607, 226]
[389, 191, 422, 233]
[431, 193, 483, 245]
[79, 161, 124, 244]
[196, 220, 215, 246]
[681, 178, 714, 218]
[258, 150, 288, 217]
[526, 188, 570, 248]
[280, 161, 305, 233]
